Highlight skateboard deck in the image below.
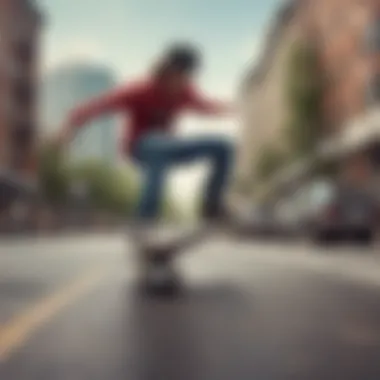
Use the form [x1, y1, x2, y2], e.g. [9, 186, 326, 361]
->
[128, 224, 210, 295]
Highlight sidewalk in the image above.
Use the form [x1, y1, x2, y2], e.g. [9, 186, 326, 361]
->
[231, 239, 380, 289]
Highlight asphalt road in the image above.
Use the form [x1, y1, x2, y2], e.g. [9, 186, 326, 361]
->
[1, 233, 380, 379]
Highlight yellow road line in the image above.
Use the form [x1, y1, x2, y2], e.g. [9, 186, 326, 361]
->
[0, 266, 108, 363]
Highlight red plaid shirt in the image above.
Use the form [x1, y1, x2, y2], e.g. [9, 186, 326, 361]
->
[69, 78, 229, 154]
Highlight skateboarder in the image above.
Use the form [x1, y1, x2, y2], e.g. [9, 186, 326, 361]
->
[57, 42, 234, 225]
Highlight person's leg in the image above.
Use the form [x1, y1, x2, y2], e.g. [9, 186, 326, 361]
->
[133, 136, 168, 221]
[133, 133, 234, 222]
[137, 161, 166, 220]
[199, 138, 234, 219]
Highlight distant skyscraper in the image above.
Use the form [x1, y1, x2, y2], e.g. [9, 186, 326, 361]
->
[41, 62, 119, 162]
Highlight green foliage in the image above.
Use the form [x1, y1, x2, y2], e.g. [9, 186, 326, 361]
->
[255, 145, 287, 182]
[37, 142, 179, 219]
[284, 116, 319, 159]
[284, 41, 323, 157]
[37, 142, 69, 203]
[69, 159, 137, 215]
[314, 158, 338, 177]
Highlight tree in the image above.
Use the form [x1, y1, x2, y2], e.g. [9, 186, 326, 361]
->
[37, 142, 69, 203]
[70, 159, 180, 219]
[284, 41, 324, 158]
[37, 141, 180, 219]
[69, 159, 137, 215]
[255, 145, 287, 182]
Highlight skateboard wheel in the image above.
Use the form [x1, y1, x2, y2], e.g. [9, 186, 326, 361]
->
[141, 261, 182, 296]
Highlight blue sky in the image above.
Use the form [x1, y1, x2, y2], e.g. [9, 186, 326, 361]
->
[38, 0, 280, 96]
[37, 0, 282, 208]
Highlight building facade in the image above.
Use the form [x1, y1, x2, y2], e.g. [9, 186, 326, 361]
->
[0, 0, 42, 176]
[236, 1, 306, 190]
[297, 0, 380, 181]
[41, 62, 119, 163]
[306, 0, 376, 138]
[238, 0, 380, 197]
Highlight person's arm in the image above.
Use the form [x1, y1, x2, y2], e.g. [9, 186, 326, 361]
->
[186, 87, 234, 116]
[69, 86, 132, 127]
[59, 84, 137, 144]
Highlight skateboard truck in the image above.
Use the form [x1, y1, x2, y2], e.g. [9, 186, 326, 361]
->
[130, 224, 209, 296]
[139, 245, 182, 296]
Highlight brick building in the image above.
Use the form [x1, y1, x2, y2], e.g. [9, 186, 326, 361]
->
[0, 0, 42, 231]
[306, 0, 378, 143]
[237, 0, 380, 197]
[0, 0, 42, 177]
[235, 0, 306, 191]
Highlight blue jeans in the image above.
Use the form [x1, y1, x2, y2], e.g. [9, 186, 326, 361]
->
[132, 133, 234, 220]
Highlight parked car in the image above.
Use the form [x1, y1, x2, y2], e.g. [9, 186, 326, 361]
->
[300, 180, 378, 245]
[235, 204, 292, 238]
[275, 200, 303, 238]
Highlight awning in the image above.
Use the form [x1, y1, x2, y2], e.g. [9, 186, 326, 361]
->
[318, 107, 380, 159]
[255, 108, 380, 200]
[256, 158, 315, 200]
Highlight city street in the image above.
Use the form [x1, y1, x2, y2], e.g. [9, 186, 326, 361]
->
[1, 233, 380, 379]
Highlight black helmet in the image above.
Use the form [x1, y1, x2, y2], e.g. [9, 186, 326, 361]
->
[164, 43, 201, 72]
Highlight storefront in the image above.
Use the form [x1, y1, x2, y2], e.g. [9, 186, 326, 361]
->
[253, 108, 380, 207]
[318, 108, 380, 187]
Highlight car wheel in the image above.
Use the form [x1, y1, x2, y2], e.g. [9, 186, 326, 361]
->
[312, 229, 340, 245]
[311, 230, 328, 244]
[353, 229, 374, 245]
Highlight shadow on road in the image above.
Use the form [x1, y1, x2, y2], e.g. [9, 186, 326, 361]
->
[128, 283, 255, 380]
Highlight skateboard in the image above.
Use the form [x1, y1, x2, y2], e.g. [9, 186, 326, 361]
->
[129, 224, 209, 295]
